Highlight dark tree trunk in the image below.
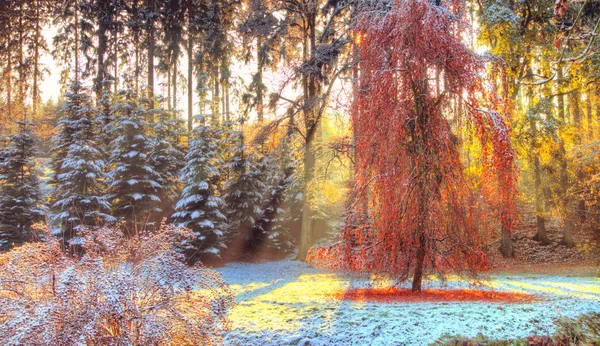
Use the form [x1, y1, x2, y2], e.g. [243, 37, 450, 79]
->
[95, 0, 109, 104]
[32, 1, 41, 119]
[256, 37, 264, 123]
[147, 0, 155, 116]
[557, 66, 574, 248]
[412, 234, 426, 292]
[173, 57, 177, 110]
[187, 35, 193, 131]
[297, 10, 318, 261]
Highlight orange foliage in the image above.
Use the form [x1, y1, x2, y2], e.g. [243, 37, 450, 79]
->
[310, 0, 518, 288]
[329, 288, 536, 304]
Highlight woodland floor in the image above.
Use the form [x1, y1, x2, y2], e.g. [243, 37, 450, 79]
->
[214, 210, 600, 345]
[217, 260, 600, 345]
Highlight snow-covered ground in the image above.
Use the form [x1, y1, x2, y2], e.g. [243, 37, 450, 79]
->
[216, 260, 600, 345]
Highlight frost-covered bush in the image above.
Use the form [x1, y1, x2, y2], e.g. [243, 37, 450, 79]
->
[0, 223, 234, 346]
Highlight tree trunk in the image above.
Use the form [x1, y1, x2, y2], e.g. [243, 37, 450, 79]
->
[147, 0, 155, 116]
[188, 35, 193, 131]
[18, 1, 25, 120]
[75, 4, 80, 82]
[531, 125, 550, 246]
[96, 0, 108, 104]
[557, 66, 574, 248]
[114, 30, 119, 94]
[6, 20, 12, 128]
[412, 233, 426, 292]
[212, 65, 220, 122]
[173, 57, 177, 110]
[586, 90, 592, 138]
[256, 37, 264, 123]
[297, 135, 316, 260]
[225, 77, 230, 122]
[32, 1, 41, 120]
[221, 79, 226, 122]
[297, 9, 318, 261]
[499, 223, 514, 257]
[525, 66, 550, 245]
[133, 0, 139, 93]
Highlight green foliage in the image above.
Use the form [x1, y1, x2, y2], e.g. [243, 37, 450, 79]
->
[0, 121, 44, 250]
[107, 90, 162, 233]
[52, 83, 115, 242]
[150, 108, 186, 223]
[173, 118, 227, 263]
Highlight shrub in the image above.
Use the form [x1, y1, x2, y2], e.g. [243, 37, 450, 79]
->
[0, 223, 234, 345]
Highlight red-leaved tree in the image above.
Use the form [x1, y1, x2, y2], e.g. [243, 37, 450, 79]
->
[308, 0, 518, 291]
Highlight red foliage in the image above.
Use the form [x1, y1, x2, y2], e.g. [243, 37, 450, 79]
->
[554, 0, 569, 18]
[330, 288, 536, 304]
[309, 0, 518, 288]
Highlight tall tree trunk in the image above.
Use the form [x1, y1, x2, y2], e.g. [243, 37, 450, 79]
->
[18, 1, 25, 121]
[133, 0, 139, 93]
[297, 11, 318, 260]
[586, 93, 592, 139]
[173, 57, 177, 110]
[256, 37, 264, 123]
[167, 65, 171, 109]
[532, 150, 550, 244]
[298, 135, 316, 260]
[212, 65, 220, 122]
[96, 0, 109, 104]
[525, 67, 550, 245]
[6, 20, 12, 128]
[114, 30, 119, 94]
[557, 66, 574, 248]
[147, 0, 155, 117]
[221, 79, 226, 123]
[75, 4, 80, 82]
[187, 36, 193, 131]
[225, 77, 230, 122]
[32, 1, 41, 120]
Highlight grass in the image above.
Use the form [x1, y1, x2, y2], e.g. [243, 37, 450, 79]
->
[435, 313, 600, 345]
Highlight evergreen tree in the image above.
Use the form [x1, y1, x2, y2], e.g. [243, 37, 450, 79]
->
[52, 83, 115, 245]
[173, 116, 226, 263]
[0, 121, 43, 250]
[150, 106, 185, 224]
[222, 119, 266, 253]
[107, 89, 162, 234]
[250, 138, 297, 255]
[51, 83, 87, 189]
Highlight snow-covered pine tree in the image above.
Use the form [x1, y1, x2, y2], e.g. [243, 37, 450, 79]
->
[51, 83, 90, 193]
[173, 116, 227, 263]
[150, 107, 185, 225]
[96, 80, 116, 167]
[52, 83, 115, 246]
[250, 136, 297, 255]
[222, 118, 266, 255]
[0, 121, 44, 250]
[107, 89, 162, 234]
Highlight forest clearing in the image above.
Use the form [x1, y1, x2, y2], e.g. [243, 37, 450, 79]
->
[218, 260, 600, 345]
[1, 0, 600, 345]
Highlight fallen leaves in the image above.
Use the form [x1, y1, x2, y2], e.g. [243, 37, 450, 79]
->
[327, 287, 537, 304]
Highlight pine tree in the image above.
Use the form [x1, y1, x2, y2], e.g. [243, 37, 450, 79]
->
[250, 136, 297, 255]
[222, 120, 266, 254]
[150, 106, 185, 224]
[173, 116, 226, 263]
[51, 83, 88, 189]
[0, 121, 43, 250]
[107, 89, 162, 234]
[52, 83, 115, 245]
